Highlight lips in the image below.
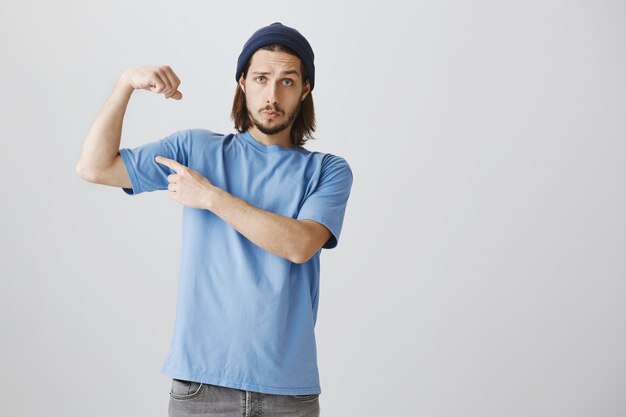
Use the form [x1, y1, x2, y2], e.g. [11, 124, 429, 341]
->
[264, 110, 279, 118]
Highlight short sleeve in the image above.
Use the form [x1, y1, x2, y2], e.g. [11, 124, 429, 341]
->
[118, 130, 190, 195]
[297, 155, 354, 249]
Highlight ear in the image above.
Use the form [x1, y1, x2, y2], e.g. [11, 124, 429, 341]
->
[301, 80, 311, 101]
[238, 75, 246, 94]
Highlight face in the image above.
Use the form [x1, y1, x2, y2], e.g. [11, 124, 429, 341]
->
[239, 49, 311, 136]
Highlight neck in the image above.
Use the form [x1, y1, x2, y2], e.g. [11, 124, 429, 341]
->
[248, 125, 295, 149]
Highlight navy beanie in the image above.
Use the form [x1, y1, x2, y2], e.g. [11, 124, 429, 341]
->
[235, 22, 315, 91]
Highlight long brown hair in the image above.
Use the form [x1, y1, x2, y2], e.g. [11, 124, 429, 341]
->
[231, 44, 316, 147]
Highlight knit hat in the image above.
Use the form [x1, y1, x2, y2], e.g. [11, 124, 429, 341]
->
[235, 22, 316, 91]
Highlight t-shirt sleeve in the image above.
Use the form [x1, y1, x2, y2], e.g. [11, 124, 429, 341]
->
[296, 155, 354, 249]
[118, 130, 190, 195]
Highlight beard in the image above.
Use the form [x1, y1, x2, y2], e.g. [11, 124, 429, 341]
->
[249, 102, 301, 136]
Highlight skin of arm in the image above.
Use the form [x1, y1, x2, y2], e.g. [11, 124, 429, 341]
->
[208, 187, 331, 264]
[154, 156, 332, 264]
[76, 66, 181, 185]
[76, 76, 134, 182]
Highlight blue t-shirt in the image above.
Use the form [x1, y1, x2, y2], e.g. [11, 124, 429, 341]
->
[118, 128, 353, 395]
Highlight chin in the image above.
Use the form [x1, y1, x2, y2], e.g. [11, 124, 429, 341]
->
[253, 120, 290, 136]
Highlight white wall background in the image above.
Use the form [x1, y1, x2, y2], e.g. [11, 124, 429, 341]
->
[1, 1, 624, 416]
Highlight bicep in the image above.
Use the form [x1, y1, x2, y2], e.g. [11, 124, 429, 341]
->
[94, 153, 132, 189]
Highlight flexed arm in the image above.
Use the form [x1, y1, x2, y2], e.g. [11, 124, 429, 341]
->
[76, 66, 183, 187]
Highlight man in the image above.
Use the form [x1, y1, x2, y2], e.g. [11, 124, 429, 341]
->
[77, 22, 352, 417]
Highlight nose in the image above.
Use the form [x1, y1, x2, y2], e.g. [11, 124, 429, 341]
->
[266, 81, 279, 105]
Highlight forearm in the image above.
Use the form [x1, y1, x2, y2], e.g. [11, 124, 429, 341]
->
[153, 156, 315, 263]
[77, 75, 134, 174]
[207, 188, 309, 263]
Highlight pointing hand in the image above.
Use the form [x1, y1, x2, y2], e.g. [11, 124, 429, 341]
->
[155, 156, 217, 209]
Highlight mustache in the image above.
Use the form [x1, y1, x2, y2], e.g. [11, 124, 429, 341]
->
[261, 106, 282, 113]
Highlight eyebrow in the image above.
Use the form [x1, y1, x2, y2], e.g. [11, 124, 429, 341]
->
[251, 70, 300, 77]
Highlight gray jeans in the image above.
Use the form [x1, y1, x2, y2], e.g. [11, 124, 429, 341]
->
[168, 378, 321, 417]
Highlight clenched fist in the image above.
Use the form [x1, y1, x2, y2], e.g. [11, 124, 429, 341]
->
[121, 65, 183, 100]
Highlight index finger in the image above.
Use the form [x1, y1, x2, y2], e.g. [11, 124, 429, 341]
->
[155, 156, 184, 173]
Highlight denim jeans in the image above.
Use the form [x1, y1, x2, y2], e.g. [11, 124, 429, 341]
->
[168, 378, 321, 417]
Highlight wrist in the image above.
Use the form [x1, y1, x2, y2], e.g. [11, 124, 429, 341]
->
[204, 185, 223, 212]
[116, 72, 135, 95]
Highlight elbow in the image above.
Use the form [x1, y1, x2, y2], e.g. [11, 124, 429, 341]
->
[288, 221, 326, 264]
[289, 243, 315, 265]
[76, 163, 99, 183]
[290, 253, 309, 265]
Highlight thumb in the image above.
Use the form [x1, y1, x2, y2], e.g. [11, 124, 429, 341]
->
[168, 90, 183, 100]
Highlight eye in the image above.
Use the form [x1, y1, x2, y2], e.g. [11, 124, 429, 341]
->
[283, 79, 294, 86]
[255, 76, 266, 83]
